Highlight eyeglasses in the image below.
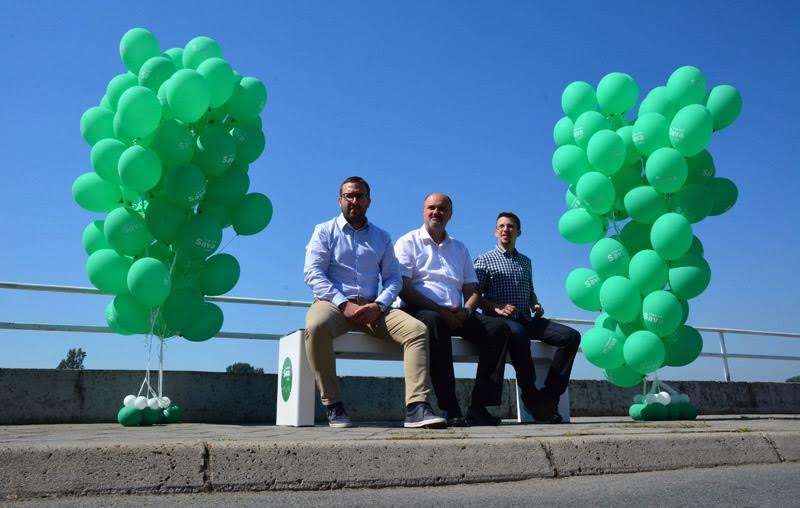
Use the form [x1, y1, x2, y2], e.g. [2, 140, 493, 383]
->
[340, 193, 369, 202]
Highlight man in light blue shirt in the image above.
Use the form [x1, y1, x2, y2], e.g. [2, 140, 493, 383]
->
[303, 176, 446, 429]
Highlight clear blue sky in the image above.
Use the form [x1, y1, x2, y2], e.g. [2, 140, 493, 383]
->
[1, 1, 798, 383]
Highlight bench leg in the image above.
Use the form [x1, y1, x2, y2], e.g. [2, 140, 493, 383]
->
[515, 363, 571, 423]
[276, 330, 316, 426]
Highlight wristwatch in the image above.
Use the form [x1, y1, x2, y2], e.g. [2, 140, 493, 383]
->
[376, 303, 388, 313]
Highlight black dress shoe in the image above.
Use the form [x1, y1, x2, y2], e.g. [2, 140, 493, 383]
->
[443, 410, 469, 427]
[466, 406, 501, 426]
[527, 403, 563, 424]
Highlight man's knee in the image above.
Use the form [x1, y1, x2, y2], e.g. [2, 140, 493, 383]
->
[565, 327, 581, 350]
[305, 311, 340, 342]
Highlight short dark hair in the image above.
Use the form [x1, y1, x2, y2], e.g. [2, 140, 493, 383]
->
[339, 176, 370, 196]
[496, 211, 521, 230]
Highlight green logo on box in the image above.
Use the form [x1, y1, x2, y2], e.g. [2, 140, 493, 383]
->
[280, 357, 292, 402]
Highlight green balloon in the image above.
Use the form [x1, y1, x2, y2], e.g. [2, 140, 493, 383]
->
[128, 257, 172, 306]
[705, 85, 742, 131]
[708, 177, 738, 216]
[232, 193, 273, 236]
[80, 107, 115, 146]
[573, 111, 609, 150]
[641, 403, 667, 421]
[666, 403, 681, 420]
[663, 325, 703, 367]
[565, 268, 602, 311]
[90, 138, 126, 185]
[561, 81, 597, 120]
[83, 220, 110, 255]
[623, 330, 665, 374]
[576, 171, 615, 214]
[607, 113, 629, 130]
[629, 403, 646, 420]
[112, 113, 156, 147]
[105, 207, 152, 256]
[87, 249, 132, 294]
[677, 401, 698, 420]
[106, 72, 138, 111]
[182, 36, 223, 69]
[624, 186, 668, 224]
[157, 81, 174, 120]
[596, 72, 638, 115]
[72, 173, 122, 212]
[685, 150, 715, 185]
[611, 163, 643, 209]
[600, 276, 641, 323]
[182, 302, 224, 342]
[552, 145, 590, 185]
[553, 116, 575, 146]
[671, 184, 712, 223]
[199, 253, 240, 296]
[119, 28, 160, 74]
[163, 403, 183, 423]
[678, 298, 690, 325]
[582, 326, 626, 369]
[110, 294, 152, 334]
[177, 214, 223, 259]
[226, 77, 267, 121]
[138, 56, 175, 92]
[150, 118, 194, 168]
[99, 94, 112, 110]
[668, 253, 711, 300]
[118, 145, 162, 193]
[616, 126, 641, 166]
[590, 238, 630, 279]
[628, 249, 667, 296]
[166, 69, 210, 123]
[117, 86, 162, 138]
[604, 364, 643, 388]
[632, 113, 670, 156]
[163, 287, 205, 333]
[140, 407, 163, 426]
[206, 168, 250, 206]
[229, 125, 266, 165]
[645, 147, 687, 193]
[197, 200, 232, 228]
[650, 213, 692, 261]
[641, 290, 682, 337]
[117, 406, 142, 427]
[164, 48, 184, 70]
[618, 221, 652, 255]
[586, 129, 625, 175]
[144, 196, 187, 243]
[107, 298, 135, 335]
[666, 66, 707, 109]
[565, 185, 581, 209]
[669, 104, 713, 157]
[165, 163, 207, 208]
[194, 126, 236, 177]
[120, 186, 140, 207]
[638, 95, 675, 122]
[559, 208, 605, 244]
[197, 57, 235, 108]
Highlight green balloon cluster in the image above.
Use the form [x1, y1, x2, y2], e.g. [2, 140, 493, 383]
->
[555, 68, 741, 397]
[117, 394, 183, 427]
[628, 390, 698, 421]
[75, 28, 275, 343]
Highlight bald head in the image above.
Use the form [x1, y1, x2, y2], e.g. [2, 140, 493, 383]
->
[422, 193, 453, 239]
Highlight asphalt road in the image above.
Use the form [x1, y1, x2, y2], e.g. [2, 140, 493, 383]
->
[8, 462, 799, 507]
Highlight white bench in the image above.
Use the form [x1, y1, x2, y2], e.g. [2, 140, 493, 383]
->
[275, 330, 570, 426]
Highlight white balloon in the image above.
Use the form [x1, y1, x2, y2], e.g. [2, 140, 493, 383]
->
[147, 397, 160, 410]
[123, 394, 136, 407]
[656, 392, 671, 405]
[134, 396, 148, 410]
[633, 394, 645, 404]
[645, 393, 658, 404]
[159, 396, 171, 409]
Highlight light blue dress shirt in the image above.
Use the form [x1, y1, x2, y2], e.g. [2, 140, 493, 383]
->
[303, 214, 402, 308]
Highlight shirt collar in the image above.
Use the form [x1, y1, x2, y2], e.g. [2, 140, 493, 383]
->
[337, 213, 369, 232]
[495, 244, 517, 256]
[419, 224, 449, 245]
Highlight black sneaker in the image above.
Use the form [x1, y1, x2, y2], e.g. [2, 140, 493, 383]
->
[526, 403, 562, 424]
[466, 406, 501, 426]
[326, 402, 353, 428]
[443, 409, 469, 427]
[404, 402, 447, 428]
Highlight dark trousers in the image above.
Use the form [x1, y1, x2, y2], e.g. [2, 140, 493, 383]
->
[404, 307, 510, 414]
[497, 316, 580, 407]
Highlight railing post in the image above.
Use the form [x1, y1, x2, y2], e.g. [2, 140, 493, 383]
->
[718, 331, 732, 381]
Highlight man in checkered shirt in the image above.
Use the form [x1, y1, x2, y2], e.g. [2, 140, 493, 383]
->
[474, 211, 580, 423]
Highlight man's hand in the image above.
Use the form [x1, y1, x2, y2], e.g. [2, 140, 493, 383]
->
[533, 303, 545, 318]
[351, 302, 382, 325]
[493, 303, 517, 317]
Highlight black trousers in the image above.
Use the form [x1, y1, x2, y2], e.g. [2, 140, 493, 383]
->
[497, 316, 580, 407]
[404, 307, 510, 413]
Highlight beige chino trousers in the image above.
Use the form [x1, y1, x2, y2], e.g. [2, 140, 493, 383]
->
[304, 299, 432, 407]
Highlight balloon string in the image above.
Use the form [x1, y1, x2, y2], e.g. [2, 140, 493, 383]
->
[218, 233, 240, 255]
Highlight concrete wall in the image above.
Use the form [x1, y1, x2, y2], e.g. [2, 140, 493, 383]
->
[2, 368, 798, 425]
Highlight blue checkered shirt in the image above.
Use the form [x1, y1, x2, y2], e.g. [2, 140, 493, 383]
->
[474, 246, 539, 319]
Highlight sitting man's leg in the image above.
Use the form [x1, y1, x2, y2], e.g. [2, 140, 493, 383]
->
[304, 299, 352, 427]
[525, 318, 580, 417]
[498, 317, 545, 419]
[460, 314, 510, 425]
[364, 308, 446, 429]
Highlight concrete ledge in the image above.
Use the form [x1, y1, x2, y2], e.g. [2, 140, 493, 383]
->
[765, 431, 800, 462]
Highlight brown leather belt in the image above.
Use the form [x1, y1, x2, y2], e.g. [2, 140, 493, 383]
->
[347, 297, 372, 305]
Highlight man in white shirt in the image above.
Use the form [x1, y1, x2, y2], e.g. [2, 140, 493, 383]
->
[304, 177, 446, 429]
[394, 193, 511, 426]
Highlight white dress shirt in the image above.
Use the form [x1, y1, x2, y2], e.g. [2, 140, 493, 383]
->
[394, 225, 478, 308]
[303, 214, 402, 308]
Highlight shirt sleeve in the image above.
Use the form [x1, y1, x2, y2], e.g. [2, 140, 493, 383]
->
[393, 233, 414, 279]
[462, 246, 478, 284]
[474, 254, 490, 294]
[376, 233, 403, 307]
[303, 223, 348, 307]
[527, 259, 539, 307]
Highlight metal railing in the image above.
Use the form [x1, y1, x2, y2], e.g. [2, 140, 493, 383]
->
[2, 281, 799, 381]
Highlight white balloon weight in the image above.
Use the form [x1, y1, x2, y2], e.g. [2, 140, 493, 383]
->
[123, 394, 136, 407]
[147, 397, 161, 409]
[159, 396, 172, 409]
[134, 396, 148, 410]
